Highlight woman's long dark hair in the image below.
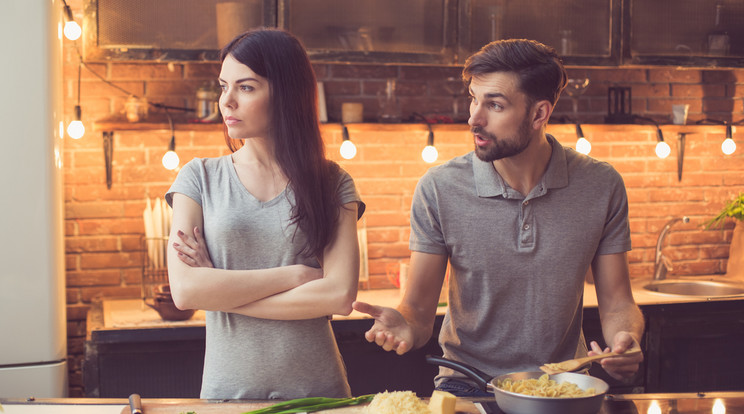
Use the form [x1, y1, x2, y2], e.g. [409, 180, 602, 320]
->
[220, 28, 342, 259]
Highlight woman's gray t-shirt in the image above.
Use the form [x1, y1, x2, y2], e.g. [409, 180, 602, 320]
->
[166, 155, 364, 399]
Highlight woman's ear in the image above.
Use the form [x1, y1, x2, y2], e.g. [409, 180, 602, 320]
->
[531, 100, 553, 130]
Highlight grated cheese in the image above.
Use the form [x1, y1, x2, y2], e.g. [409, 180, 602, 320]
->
[363, 391, 432, 414]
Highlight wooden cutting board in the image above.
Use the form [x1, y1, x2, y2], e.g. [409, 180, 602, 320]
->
[120, 402, 365, 413]
[119, 399, 482, 413]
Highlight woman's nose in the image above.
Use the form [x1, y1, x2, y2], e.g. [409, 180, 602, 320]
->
[220, 90, 235, 109]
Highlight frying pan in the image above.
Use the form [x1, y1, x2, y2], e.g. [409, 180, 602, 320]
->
[426, 355, 608, 414]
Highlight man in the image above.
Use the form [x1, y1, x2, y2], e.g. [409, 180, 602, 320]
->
[352, 39, 644, 397]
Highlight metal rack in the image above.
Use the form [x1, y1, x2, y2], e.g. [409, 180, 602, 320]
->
[141, 235, 169, 301]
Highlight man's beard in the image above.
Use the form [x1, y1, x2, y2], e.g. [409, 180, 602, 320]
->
[473, 115, 534, 162]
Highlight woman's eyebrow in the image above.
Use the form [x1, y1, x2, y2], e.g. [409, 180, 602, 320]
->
[218, 77, 259, 83]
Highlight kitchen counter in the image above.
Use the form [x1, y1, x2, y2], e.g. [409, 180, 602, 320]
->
[84, 280, 744, 399]
[3, 392, 744, 414]
[93, 278, 743, 329]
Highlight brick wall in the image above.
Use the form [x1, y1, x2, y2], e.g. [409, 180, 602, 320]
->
[60, 17, 744, 400]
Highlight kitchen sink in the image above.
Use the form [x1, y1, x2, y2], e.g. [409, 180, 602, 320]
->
[643, 279, 744, 297]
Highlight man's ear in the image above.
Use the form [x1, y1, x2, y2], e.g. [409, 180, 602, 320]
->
[531, 100, 553, 130]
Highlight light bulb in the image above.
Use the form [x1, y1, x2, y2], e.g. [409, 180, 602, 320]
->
[162, 150, 180, 170]
[64, 21, 82, 41]
[422, 145, 438, 163]
[722, 138, 736, 155]
[576, 137, 591, 155]
[655, 141, 671, 159]
[340, 139, 357, 160]
[713, 398, 726, 414]
[66, 120, 85, 139]
[647, 400, 661, 414]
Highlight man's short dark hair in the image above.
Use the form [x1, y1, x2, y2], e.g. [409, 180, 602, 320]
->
[463, 39, 568, 107]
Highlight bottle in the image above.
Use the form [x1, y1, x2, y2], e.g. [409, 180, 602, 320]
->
[707, 3, 730, 56]
[196, 82, 220, 122]
[377, 78, 401, 123]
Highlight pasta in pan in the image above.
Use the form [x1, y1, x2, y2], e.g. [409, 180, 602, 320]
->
[496, 374, 596, 398]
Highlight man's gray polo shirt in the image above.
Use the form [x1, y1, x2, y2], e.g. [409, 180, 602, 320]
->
[409, 134, 631, 383]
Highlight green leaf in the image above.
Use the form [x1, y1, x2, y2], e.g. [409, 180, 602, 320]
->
[704, 193, 744, 229]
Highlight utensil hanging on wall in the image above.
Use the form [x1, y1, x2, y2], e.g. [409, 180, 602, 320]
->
[142, 197, 172, 269]
[605, 87, 634, 124]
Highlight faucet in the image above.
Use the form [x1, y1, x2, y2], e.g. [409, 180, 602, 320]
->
[653, 216, 690, 281]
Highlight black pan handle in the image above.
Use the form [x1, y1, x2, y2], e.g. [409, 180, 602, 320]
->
[425, 355, 493, 392]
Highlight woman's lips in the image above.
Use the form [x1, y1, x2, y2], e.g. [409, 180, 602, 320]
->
[224, 117, 241, 126]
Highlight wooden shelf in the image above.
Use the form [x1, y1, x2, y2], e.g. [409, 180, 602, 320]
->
[94, 114, 723, 134]
[93, 113, 223, 132]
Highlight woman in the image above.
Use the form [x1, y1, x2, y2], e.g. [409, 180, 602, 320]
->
[165, 28, 365, 400]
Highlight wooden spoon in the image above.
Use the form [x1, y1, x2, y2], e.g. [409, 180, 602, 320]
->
[539, 346, 642, 375]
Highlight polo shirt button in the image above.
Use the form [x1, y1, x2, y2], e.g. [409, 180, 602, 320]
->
[523, 224, 530, 230]
[523, 201, 529, 206]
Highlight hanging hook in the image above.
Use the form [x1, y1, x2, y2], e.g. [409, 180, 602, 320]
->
[103, 131, 114, 189]
[676, 133, 686, 182]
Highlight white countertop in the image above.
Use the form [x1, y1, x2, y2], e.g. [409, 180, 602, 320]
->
[100, 277, 743, 329]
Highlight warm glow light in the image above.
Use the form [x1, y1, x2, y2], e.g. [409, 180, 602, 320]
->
[162, 150, 180, 170]
[647, 400, 661, 414]
[63, 21, 82, 41]
[59, 121, 65, 139]
[66, 120, 85, 139]
[422, 145, 438, 163]
[576, 137, 591, 155]
[713, 398, 726, 414]
[722, 138, 736, 155]
[340, 139, 357, 159]
[655, 141, 671, 159]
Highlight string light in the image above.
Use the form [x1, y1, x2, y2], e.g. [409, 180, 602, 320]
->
[646, 400, 661, 414]
[66, 62, 84, 139]
[712, 398, 726, 414]
[721, 124, 736, 155]
[339, 124, 357, 160]
[655, 128, 671, 159]
[575, 123, 591, 155]
[162, 113, 180, 170]
[61, 0, 82, 41]
[414, 113, 438, 163]
[634, 116, 670, 159]
[695, 118, 739, 156]
[421, 129, 438, 163]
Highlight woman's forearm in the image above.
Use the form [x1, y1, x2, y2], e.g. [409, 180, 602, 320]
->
[168, 263, 321, 311]
[227, 275, 357, 319]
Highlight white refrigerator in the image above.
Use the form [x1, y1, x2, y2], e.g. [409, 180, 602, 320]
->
[0, 0, 68, 397]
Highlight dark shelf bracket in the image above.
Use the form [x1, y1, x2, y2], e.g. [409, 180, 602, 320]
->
[103, 131, 114, 189]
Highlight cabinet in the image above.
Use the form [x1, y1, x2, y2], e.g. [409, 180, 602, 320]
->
[82, 0, 744, 67]
[457, 0, 621, 66]
[84, 326, 206, 398]
[628, 0, 744, 67]
[643, 300, 744, 393]
[82, 0, 276, 62]
[278, 0, 457, 65]
[333, 318, 443, 396]
[83, 299, 744, 398]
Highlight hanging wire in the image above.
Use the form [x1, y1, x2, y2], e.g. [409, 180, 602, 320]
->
[70, 45, 194, 113]
[76, 59, 81, 107]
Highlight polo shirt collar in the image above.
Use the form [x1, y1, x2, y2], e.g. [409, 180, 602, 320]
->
[473, 134, 569, 198]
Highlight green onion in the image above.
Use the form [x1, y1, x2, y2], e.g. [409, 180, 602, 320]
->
[242, 394, 374, 414]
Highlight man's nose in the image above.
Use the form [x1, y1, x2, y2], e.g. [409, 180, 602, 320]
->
[468, 103, 484, 128]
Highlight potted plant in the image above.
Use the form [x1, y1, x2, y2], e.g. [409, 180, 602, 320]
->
[705, 193, 744, 279]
